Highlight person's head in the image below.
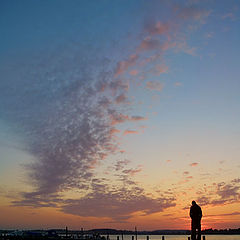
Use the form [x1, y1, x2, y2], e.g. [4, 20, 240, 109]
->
[192, 200, 196, 206]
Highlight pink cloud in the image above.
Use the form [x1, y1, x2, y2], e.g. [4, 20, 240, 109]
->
[115, 94, 127, 104]
[115, 54, 139, 77]
[109, 79, 129, 92]
[129, 69, 138, 76]
[146, 81, 164, 91]
[145, 21, 169, 36]
[189, 162, 198, 167]
[138, 38, 175, 53]
[109, 113, 130, 125]
[109, 128, 120, 135]
[176, 40, 197, 56]
[139, 54, 160, 67]
[138, 37, 161, 51]
[123, 130, 138, 135]
[155, 64, 168, 75]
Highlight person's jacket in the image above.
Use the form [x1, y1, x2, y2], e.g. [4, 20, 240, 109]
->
[190, 204, 202, 221]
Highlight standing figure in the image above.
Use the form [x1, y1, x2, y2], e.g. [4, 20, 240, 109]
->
[190, 201, 202, 240]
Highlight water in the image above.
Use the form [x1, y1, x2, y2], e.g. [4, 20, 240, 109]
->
[107, 235, 240, 240]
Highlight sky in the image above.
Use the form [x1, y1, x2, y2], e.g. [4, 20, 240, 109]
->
[0, 0, 240, 231]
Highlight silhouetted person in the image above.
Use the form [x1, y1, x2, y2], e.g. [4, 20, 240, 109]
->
[190, 200, 202, 240]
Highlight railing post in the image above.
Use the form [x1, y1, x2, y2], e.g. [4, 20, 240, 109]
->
[203, 236, 206, 240]
[117, 236, 120, 240]
[132, 236, 134, 240]
[162, 236, 165, 240]
[146, 236, 149, 240]
[66, 226, 68, 238]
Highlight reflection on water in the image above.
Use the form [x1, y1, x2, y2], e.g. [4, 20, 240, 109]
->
[107, 235, 240, 240]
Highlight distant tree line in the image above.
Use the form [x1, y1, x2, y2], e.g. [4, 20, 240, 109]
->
[0, 227, 240, 240]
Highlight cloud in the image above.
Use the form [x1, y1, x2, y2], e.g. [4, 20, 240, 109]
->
[189, 162, 198, 167]
[138, 37, 162, 52]
[60, 168, 175, 221]
[175, 5, 211, 23]
[144, 21, 170, 36]
[206, 211, 240, 217]
[216, 184, 240, 200]
[14, 159, 175, 222]
[122, 166, 142, 176]
[123, 130, 138, 135]
[196, 179, 240, 207]
[146, 81, 164, 92]
[109, 128, 121, 135]
[155, 64, 168, 75]
[98, 96, 111, 108]
[137, 37, 174, 53]
[115, 54, 139, 77]
[176, 40, 197, 56]
[109, 111, 146, 125]
[61, 189, 176, 221]
[0, 42, 148, 210]
[232, 178, 240, 183]
[115, 159, 131, 171]
[129, 69, 138, 76]
[131, 116, 146, 121]
[115, 94, 128, 104]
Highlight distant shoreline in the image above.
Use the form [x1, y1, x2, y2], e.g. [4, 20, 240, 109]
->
[1, 228, 240, 235]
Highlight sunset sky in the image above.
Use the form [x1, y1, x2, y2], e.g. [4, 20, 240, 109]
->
[0, 0, 240, 231]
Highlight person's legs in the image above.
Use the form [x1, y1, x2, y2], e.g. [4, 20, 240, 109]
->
[196, 221, 201, 240]
[191, 222, 196, 240]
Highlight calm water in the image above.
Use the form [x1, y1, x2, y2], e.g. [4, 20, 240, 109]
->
[107, 235, 240, 240]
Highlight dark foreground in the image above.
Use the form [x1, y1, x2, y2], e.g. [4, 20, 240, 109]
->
[1, 228, 240, 240]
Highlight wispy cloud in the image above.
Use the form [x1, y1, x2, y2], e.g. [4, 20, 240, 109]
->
[123, 130, 138, 135]
[115, 54, 139, 77]
[189, 162, 198, 167]
[109, 111, 146, 125]
[144, 21, 170, 36]
[196, 179, 240, 207]
[146, 81, 164, 92]
[61, 188, 175, 221]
